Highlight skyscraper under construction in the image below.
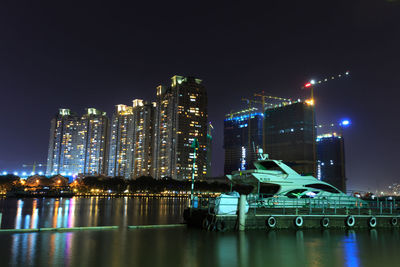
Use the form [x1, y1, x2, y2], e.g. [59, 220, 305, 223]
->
[317, 133, 346, 192]
[223, 108, 263, 174]
[264, 101, 315, 176]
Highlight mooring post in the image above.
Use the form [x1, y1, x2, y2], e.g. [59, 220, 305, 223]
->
[334, 201, 337, 215]
[283, 199, 286, 215]
[238, 194, 246, 231]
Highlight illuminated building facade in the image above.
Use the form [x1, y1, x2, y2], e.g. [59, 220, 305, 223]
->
[155, 75, 208, 180]
[264, 101, 315, 176]
[107, 104, 134, 178]
[46, 108, 110, 177]
[206, 122, 214, 177]
[46, 109, 80, 176]
[152, 85, 165, 179]
[76, 108, 109, 175]
[223, 108, 263, 174]
[132, 99, 156, 178]
[317, 133, 346, 192]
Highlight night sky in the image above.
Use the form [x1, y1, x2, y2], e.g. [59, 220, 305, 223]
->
[1, 1, 399, 191]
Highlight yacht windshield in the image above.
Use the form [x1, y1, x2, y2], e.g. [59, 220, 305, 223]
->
[285, 189, 307, 198]
[256, 161, 283, 171]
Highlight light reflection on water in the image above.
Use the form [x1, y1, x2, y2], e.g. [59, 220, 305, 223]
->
[343, 230, 360, 267]
[0, 197, 188, 229]
[0, 198, 400, 266]
[1, 229, 399, 267]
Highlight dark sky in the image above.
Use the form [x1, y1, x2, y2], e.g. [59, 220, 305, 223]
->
[0, 0, 399, 191]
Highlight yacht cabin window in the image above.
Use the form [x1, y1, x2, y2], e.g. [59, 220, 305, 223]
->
[305, 183, 340, 194]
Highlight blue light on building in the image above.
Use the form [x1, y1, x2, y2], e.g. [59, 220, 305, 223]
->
[224, 109, 263, 174]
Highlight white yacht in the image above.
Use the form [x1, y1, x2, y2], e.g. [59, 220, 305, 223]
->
[226, 154, 364, 208]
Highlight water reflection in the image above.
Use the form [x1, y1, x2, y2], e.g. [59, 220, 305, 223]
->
[2, 198, 400, 266]
[0, 197, 188, 230]
[14, 199, 23, 229]
[1, 228, 400, 266]
[343, 230, 360, 267]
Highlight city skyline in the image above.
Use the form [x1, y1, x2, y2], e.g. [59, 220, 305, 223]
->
[1, 1, 400, 191]
[45, 75, 209, 181]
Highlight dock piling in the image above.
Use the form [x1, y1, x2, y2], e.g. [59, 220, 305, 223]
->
[238, 195, 246, 231]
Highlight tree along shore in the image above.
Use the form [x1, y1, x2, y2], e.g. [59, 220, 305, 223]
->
[0, 174, 231, 195]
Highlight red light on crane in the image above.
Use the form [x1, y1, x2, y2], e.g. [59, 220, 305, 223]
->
[304, 83, 312, 88]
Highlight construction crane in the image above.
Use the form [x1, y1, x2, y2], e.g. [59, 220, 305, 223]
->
[302, 71, 350, 104]
[22, 162, 47, 174]
[241, 98, 258, 154]
[253, 92, 292, 152]
[301, 70, 350, 177]
[303, 71, 350, 89]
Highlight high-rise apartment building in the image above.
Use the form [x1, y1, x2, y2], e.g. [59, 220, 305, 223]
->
[155, 75, 208, 180]
[264, 101, 315, 176]
[46, 108, 110, 176]
[76, 108, 109, 175]
[223, 108, 263, 174]
[152, 85, 164, 179]
[107, 104, 134, 178]
[131, 99, 156, 178]
[317, 133, 346, 192]
[46, 109, 80, 176]
[46, 75, 209, 180]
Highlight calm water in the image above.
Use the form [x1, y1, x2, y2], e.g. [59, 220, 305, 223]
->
[0, 197, 399, 267]
[0, 197, 188, 229]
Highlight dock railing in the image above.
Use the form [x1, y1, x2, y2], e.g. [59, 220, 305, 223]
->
[199, 194, 399, 216]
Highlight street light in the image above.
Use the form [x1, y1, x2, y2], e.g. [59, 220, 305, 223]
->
[340, 119, 351, 127]
[339, 118, 351, 193]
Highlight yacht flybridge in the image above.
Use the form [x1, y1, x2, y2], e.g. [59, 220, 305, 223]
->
[226, 154, 362, 207]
